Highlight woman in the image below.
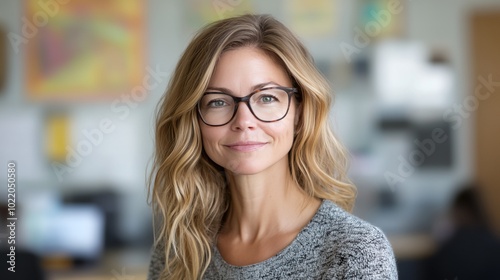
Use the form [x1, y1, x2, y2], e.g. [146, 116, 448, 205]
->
[148, 14, 397, 279]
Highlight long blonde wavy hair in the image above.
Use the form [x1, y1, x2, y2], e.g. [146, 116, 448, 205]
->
[148, 14, 356, 279]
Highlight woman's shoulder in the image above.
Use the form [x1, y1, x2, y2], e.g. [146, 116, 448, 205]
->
[310, 199, 398, 279]
[316, 199, 388, 241]
[147, 244, 165, 280]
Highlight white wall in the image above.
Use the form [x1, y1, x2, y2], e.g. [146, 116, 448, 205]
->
[1, 0, 499, 241]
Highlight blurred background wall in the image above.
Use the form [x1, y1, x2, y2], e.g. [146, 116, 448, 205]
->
[0, 0, 499, 279]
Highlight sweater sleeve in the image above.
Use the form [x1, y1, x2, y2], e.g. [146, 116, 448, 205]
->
[335, 226, 398, 280]
[147, 245, 165, 280]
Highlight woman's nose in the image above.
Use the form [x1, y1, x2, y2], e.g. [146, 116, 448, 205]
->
[230, 102, 257, 131]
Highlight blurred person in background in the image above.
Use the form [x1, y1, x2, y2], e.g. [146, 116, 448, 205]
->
[146, 14, 397, 279]
[425, 182, 500, 279]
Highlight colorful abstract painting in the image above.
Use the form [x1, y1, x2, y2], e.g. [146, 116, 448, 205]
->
[24, 0, 146, 101]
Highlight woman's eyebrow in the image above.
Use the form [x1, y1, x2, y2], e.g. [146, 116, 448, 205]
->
[205, 86, 232, 93]
[250, 81, 281, 91]
[205, 81, 283, 93]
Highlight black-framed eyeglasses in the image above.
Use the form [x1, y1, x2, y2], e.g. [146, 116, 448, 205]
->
[197, 86, 299, 127]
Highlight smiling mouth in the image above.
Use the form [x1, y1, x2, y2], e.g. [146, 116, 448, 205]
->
[225, 142, 267, 152]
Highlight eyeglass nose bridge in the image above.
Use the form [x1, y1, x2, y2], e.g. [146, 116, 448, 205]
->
[230, 95, 258, 122]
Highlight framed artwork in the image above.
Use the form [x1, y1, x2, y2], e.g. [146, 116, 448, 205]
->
[285, 0, 338, 38]
[357, 0, 406, 39]
[24, 0, 146, 101]
[0, 26, 6, 91]
[182, 0, 255, 33]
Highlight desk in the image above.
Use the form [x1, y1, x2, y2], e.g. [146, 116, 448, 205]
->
[388, 233, 436, 260]
[46, 249, 150, 280]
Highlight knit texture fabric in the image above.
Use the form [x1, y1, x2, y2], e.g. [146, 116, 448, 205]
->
[147, 199, 398, 279]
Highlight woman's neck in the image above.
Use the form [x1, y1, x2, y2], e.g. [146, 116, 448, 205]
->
[222, 168, 320, 243]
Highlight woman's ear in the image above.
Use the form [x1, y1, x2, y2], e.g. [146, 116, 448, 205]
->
[294, 103, 302, 127]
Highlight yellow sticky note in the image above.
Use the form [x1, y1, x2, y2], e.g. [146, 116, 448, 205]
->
[46, 114, 69, 162]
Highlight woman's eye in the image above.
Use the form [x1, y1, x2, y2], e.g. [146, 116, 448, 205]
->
[260, 95, 278, 103]
[208, 99, 227, 107]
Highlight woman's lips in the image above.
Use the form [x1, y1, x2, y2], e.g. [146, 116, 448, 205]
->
[225, 141, 267, 152]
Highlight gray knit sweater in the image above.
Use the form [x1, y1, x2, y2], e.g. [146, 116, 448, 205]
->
[147, 200, 398, 279]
